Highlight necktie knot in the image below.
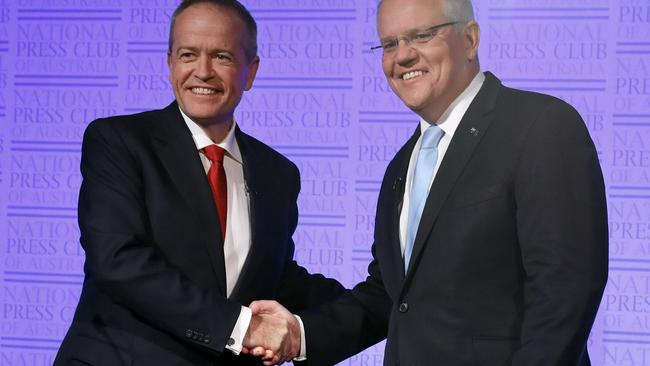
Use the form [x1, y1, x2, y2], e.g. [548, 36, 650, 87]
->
[203, 145, 225, 163]
[421, 124, 444, 149]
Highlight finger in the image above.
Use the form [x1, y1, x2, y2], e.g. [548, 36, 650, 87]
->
[259, 348, 274, 360]
[262, 351, 279, 362]
[254, 346, 266, 353]
[263, 349, 274, 360]
[249, 301, 261, 315]
[241, 346, 250, 354]
[249, 300, 275, 310]
[251, 347, 266, 357]
[249, 300, 280, 315]
[262, 356, 277, 366]
[263, 354, 281, 366]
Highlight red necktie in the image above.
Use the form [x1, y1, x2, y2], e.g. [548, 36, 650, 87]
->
[202, 145, 227, 241]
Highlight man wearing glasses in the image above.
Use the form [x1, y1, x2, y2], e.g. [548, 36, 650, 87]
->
[251, 0, 608, 365]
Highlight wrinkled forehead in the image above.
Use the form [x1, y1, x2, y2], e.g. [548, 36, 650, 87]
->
[377, 0, 447, 37]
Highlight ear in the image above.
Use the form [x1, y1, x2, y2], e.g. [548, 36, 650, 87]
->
[244, 55, 260, 91]
[463, 21, 480, 61]
[166, 51, 172, 73]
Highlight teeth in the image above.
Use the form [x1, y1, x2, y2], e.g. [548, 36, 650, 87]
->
[402, 71, 424, 80]
[191, 87, 216, 95]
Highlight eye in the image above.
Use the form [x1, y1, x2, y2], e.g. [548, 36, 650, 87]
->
[382, 38, 399, 52]
[412, 31, 434, 43]
[179, 52, 195, 61]
[215, 53, 233, 62]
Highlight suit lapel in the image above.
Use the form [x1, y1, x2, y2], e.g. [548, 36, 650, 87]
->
[151, 102, 227, 296]
[387, 130, 420, 283]
[403, 73, 502, 281]
[228, 127, 266, 302]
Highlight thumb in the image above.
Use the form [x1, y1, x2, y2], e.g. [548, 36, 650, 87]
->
[249, 300, 280, 315]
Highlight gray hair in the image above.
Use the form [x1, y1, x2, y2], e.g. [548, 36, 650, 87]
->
[444, 0, 475, 23]
[378, 0, 475, 25]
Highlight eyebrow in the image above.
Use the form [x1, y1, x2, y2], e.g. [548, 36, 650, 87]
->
[380, 27, 418, 41]
[381, 23, 447, 40]
[174, 46, 234, 55]
[174, 46, 199, 54]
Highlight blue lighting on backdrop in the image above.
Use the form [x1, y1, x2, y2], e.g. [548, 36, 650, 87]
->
[0, 0, 649, 365]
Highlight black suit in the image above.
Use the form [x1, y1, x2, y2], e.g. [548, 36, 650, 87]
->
[300, 72, 608, 366]
[55, 102, 344, 365]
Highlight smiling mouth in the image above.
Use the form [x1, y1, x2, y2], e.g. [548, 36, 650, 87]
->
[400, 70, 426, 81]
[190, 87, 219, 95]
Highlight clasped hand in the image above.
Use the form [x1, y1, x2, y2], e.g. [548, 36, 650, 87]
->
[242, 300, 300, 365]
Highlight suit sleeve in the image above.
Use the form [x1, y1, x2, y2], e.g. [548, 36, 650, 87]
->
[295, 249, 391, 366]
[511, 100, 608, 365]
[267, 160, 388, 365]
[78, 120, 241, 353]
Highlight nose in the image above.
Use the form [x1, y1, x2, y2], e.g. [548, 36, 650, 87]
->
[194, 55, 214, 80]
[393, 39, 417, 66]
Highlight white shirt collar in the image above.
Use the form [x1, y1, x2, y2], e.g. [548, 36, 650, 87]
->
[178, 107, 243, 164]
[419, 71, 486, 137]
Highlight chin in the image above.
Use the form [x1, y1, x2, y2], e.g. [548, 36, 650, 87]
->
[183, 109, 213, 120]
[400, 97, 428, 110]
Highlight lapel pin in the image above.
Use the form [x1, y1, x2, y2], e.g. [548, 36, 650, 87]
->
[469, 127, 479, 137]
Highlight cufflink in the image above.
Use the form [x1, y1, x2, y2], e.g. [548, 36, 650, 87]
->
[227, 337, 235, 346]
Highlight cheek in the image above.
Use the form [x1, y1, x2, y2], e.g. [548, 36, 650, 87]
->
[170, 70, 186, 85]
[440, 58, 459, 79]
[429, 56, 453, 81]
[175, 64, 194, 78]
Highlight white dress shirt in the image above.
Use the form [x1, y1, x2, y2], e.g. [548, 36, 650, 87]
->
[180, 109, 252, 354]
[180, 109, 307, 359]
[399, 72, 486, 254]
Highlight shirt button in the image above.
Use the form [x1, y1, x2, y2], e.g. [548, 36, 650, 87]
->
[399, 302, 408, 313]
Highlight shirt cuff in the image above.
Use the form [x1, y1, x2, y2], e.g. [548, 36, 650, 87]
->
[225, 306, 252, 355]
[294, 314, 307, 360]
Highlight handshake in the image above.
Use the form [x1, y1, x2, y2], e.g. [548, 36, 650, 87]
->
[242, 300, 300, 365]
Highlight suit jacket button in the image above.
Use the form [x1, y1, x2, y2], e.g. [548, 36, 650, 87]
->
[204, 336, 211, 344]
[185, 329, 192, 338]
[399, 302, 408, 313]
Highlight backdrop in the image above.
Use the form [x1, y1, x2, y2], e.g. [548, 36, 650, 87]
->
[1, 0, 649, 365]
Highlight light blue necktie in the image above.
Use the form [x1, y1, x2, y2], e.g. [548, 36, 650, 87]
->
[404, 124, 444, 273]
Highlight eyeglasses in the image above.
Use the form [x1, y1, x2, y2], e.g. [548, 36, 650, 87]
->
[371, 21, 461, 55]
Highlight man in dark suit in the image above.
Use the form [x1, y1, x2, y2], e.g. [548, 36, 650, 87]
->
[54, 0, 344, 365]
[251, 0, 608, 365]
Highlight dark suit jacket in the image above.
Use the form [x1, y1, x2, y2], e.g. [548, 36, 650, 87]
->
[54, 102, 345, 366]
[300, 72, 608, 366]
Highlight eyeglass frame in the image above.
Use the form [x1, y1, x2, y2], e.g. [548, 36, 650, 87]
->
[370, 21, 462, 55]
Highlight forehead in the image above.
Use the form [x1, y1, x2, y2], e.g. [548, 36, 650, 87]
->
[172, 4, 245, 45]
[377, 0, 446, 36]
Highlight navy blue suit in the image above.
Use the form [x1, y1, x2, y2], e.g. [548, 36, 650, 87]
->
[55, 102, 344, 365]
[300, 72, 608, 366]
